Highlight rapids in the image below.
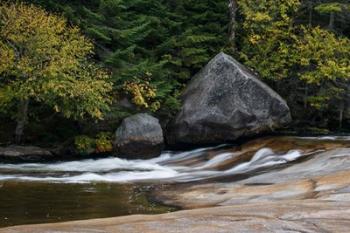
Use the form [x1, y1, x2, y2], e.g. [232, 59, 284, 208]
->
[0, 138, 325, 184]
[0, 136, 350, 183]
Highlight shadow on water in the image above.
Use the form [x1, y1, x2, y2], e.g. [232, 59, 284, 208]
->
[0, 181, 177, 227]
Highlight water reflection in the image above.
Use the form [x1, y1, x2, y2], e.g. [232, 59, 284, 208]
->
[0, 181, 175, 227]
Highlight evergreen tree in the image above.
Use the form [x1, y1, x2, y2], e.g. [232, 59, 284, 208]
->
[27, 0, 229, 116]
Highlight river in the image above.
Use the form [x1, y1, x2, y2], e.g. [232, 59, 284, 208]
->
[0, 136, 349, 227]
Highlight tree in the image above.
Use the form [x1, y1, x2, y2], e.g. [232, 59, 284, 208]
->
[298, 1, 350, 34]
[27, 0, 229, 117]
[0, 2, 112, 143]
[228, 0, 238, 48]
[236, 0, 350, 127]
[314, 2, 346, 30]
[237, 0, 301, 80]
[295, 26, 350, 123]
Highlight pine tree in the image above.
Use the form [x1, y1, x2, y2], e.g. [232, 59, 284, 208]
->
[27, 0, 229, 116]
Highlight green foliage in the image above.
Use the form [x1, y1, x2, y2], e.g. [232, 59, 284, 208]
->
[0, 2, 112, 120]
[296, 26, 350, 85]
[74, 132, 113, 155]
[295, 26, 350, 110]
[95, 132, 113, 153]
[74, 135, 96, 155]
[237, 0, 301, 80]
[315, 3, 343, 14]
[27, 0, 229, 116]
[237, 0, 350, 127]
[9, 0, 350, 135]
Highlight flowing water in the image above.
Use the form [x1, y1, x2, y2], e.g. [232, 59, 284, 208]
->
[0, 136, 349, 227]
[0, 145, 304, 183]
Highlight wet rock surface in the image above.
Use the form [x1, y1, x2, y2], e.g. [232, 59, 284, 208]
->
[156, 138, 350, 209]
[167, 53, 291, 145]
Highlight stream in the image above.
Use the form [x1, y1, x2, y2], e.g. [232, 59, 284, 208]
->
[0, 136, 349, 227]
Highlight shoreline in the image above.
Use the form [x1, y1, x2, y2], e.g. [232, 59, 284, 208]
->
[1, 131, 349, 163]
[1, 136, 350, 232]
[1, 199, 350, 233]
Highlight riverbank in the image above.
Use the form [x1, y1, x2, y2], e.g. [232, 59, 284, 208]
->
[1, 136, 350, 232]
[1, 199, 350, 233]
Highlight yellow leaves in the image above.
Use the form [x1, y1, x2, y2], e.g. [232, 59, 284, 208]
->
[320, 60, 350, 80]
[0, 86, 15, 107]
[238, 0, 350, 112]
[238, 0, 300, 29]
[123, 80, 160, 111]
[249, 35, 261, 44]
[92, 108, 103, 120]
[297, 26, 350, 85]
[95, 132, 113, 153]
[0, 42, 14, 74]
[0, 2, 94, 82]
[1, 2, 63, 44]
[300, 58, 310, 66]
[74, 133, 113, 155]
[0, 2, 112, 120]
[252, 12, 271, 22]
[238, 0, 300, 82]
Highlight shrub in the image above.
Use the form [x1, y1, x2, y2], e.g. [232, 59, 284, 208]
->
[74, 135, 95, 155]
[95, 132, 113, 153]
[74, 132, 114, 155]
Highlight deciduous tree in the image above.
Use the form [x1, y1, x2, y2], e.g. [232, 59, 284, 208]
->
[236, 0, 350, 126]
[0, 2, 112, 143]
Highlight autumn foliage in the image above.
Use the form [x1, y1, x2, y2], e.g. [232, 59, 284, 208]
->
[0, 2, 112, 142]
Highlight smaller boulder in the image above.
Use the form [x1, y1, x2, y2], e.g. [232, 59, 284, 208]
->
[114, 113, 164, 158]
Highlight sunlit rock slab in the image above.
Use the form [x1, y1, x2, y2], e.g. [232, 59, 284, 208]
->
[1, 200, 350, 233]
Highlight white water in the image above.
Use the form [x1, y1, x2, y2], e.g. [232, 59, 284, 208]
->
[0, 145, 306, 184]
[299, 136, 350, 141]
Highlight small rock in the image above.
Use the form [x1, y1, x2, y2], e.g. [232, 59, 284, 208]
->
[114, 113, 164, 159]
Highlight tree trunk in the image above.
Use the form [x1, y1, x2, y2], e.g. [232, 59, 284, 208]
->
[339, 102, 344, 129]
[15, 99, 29, 144]
[304, 87, 308, 108]
[308, 1, 313, 26]
[228, 0, 238, 49]
[329, 12, 335, 30]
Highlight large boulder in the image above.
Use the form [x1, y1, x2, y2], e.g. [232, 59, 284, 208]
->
[167, 52, 291, 145]
[114, 113, 164, 158]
